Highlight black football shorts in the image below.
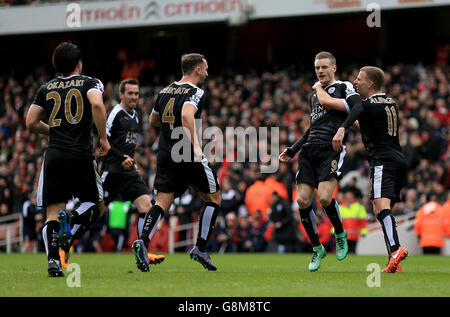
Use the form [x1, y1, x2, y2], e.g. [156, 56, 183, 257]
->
[295, 143, 346, 188]
[369, 162, 406, 206]
[153, 150, 220, 198]
[100, 168, 149, 205]
[37, 147, 103, 207]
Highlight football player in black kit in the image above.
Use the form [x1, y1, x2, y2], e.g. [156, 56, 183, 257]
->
[280, 51, 362, 271]
[26, 42, 110, 277]
[318, 66, 408, 273]
[100, 78, 164, 265]
[132, 53, 221, 272]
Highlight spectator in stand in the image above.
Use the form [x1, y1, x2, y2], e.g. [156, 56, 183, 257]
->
[0, 202, 9, 217]
[442, 192, 450, 239]
[244, 174, 271, 218]
[414, 198, 447, 254]
[220, 177, 240, 216]
[22, 191, 40, 253]
[248, 209, 268, 252]
[264, 175, 289, 202]
[402, 188, 421, 214]
[235, 215, 254, 252]
[338, 190, 368, 254]
[210, 211, 238, 253]
[339, 163, 369, 198]
[266, 192, 298, 253]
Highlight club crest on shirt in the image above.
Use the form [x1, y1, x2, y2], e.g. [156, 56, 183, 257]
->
[328, 87, 336, 94]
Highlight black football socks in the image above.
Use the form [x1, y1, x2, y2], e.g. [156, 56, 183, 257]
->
[196, 202, 220, 252]
[69, 202, 101, 246]
[299, 205, 321, 247]
[323, 198, 344, 235]
[377, 209, 400, 254]
[43, 220, 60, 261]
[140, 205, 164, 247]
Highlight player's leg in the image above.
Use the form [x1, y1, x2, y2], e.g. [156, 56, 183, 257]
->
[187, 158, 221, 271]
[75, 168, 122, 248]
[44, 203, 66, 277]
[374, 197, 399, 251]
[373, 198, 407, 272]
[316, 144, 348, 260]
[295, 148, 321, 248]
[116, 174, 153, 253]
[134, 194, 152, 236]
[133, 193, 166, 265]
[317, 178, 348, 260]
[56, 159, 105, 269]
[64, 159, 105, 250]
[67, 201, 102, 246]
[133, 191, 174, 272]
[317, 178, 344, 234]
[188, 191, 220, 271]
[371, 165, 408, 273]
[295, 146, 329, 271]
[297, 183, 319, 246]
[297, 182, 326, 271]
[139, 191, 173, 246]
[38, 148, 70, 276]
[196, 191, 221, 252]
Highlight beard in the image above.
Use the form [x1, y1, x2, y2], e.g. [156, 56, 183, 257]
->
[197, 75, 207, 87]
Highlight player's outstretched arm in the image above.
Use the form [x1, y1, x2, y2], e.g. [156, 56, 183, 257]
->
[312, 82, 348, 112]
[279, 127, 310, 161]
[26, 105, 49, 136]
[88, 90, 110, 156]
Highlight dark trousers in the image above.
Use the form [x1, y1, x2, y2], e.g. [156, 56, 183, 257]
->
[423, 247, 441, 254]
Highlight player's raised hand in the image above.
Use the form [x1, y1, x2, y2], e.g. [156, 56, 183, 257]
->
[332, 127, 345, 152]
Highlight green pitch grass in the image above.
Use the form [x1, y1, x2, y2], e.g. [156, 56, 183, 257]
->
[0, 253, 449, 297]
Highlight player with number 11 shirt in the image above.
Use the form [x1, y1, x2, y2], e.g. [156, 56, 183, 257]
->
[317, 66, 409, 273]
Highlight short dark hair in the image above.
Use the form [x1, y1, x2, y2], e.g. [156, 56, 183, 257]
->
[52, 42, 81, 76]
[181, 53, 205, 75]
[119, 78, 139, 94]
[315, 51, 336, 65]
[360, 66, 385, 90]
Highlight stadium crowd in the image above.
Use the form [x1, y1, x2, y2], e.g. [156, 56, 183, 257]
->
[0, 59, 449, 253]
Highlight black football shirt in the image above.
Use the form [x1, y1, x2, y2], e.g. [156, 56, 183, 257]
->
[32, 74, 104, 158]
[152, 81, 205, 155]
[103, 104, 140, 171]
[358, 93, 406, 166]
[306, 80, 359, 145]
